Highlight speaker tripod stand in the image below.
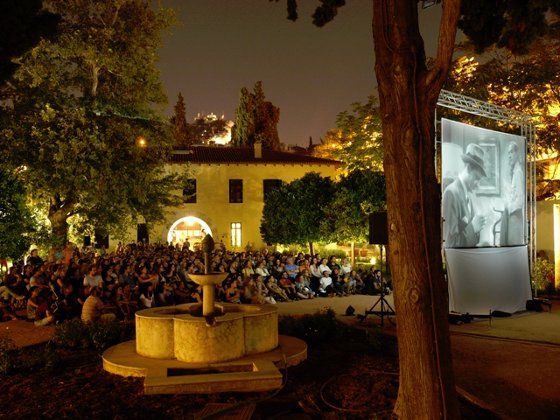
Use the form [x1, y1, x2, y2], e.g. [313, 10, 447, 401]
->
[359, 288, 396, 326]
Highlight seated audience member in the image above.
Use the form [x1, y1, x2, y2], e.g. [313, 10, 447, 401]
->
[295, 274, 315, 299]
[308, 257, 322, 292]
[252, 275, 276, 304]
[270, 259, 285, 279]
[266, 277, 291, 302]
[278, 271, 298, 300]
[318, 270, 335, 297]
[26, 287, 42, 321]
[362, 267, 381, 295]
[173, 281, 199, 304]
[255, 260, 270, 279]
[240, 276, 256, 304]
[318, 258, 332, 277]
[1, 266, 27, 303]
[115, 285, 137, 320]
[225, 278, 242, 304]
[155, 281, 173, 306]
[58, 283, 82, 321]
[339, 257, 353, 276]
[343, 272, 357, 295]
[81, 287, 116, 323]
[138, 283, 156, 309]
[241, 260, 255, 278]
[327, 255, 341, 272]
[284, 257, 299, 280]
[83, 266, 104, 296]
[27, 248, 44, 267]
[330, 267, 345, 296]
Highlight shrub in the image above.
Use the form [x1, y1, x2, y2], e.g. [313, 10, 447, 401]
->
[88, 320, 134, 351]
[278, 307, 340, 345]
[53, 318, 135, 351]
[0, 334, 16, 375]
[532, 258, 555, 294]
[53, 318, 91, 349]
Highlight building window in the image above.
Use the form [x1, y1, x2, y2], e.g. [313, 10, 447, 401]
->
[263, 179, 282, 200]
[229, 179, 243, 203]
[231, 222, 242, 248]
[183, 179, 196, 203]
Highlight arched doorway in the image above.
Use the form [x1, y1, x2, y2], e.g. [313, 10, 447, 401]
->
[167, 216, 212, 249]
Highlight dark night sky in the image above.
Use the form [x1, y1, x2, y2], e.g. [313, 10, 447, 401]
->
[157, 1, 443, 146]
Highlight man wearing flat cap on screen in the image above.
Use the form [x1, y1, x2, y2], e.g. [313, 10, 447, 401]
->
[443, 143, 487, 248]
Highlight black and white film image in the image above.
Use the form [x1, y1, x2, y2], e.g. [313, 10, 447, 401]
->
[441, 119, 526, 248]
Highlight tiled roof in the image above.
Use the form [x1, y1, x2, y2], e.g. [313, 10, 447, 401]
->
[170, 146, 341, 165]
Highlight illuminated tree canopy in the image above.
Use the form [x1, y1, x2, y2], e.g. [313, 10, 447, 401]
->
[0, 0, 182, 245]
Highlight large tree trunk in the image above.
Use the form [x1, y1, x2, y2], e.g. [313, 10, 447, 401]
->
[372, 1, 461, 418]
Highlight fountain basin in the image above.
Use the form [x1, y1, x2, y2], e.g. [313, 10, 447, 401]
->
[135, 303, 278, 363]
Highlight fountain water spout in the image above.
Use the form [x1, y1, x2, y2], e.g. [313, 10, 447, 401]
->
[188, 234, 228, 324]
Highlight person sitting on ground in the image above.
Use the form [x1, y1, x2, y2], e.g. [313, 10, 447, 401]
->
[241, 276, 256, 304]
[318, 270, 335, 297]
[138, 283, 156, 309]
[241, 259, 255, 278]
[327, 255, 340, 271]
[266, 276, 291, 302]
[330, 267, 346, 296]
[26, 286, 42, 321]
[83, 265, 104, 297]
[308, 256, 322, 292]
[58, 283, 82, 321]
[278, 271, 298, 300]
[362, 266, 381, 295]
[33, 295, 56, 327]
[318, 258, 332, 277]
[252, 275, 276, 304]
[294, 273, 315, 299]
[224, 278, 242, 304]
[343, 271, 359, 295]
[27, 248, 44, 267]
[114, 285, 134, 320]
[255, 260, 271, 279]
[270, 258, 285, 279]
[81, 287, 116, 323]
[284, 257, 299, 281]
[339, 257, 353, 276]
[137, 265, 158, 289]
[1, 266, 27, 303]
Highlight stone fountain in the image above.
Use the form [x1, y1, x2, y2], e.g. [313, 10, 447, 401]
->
[102, 234, 307, 394]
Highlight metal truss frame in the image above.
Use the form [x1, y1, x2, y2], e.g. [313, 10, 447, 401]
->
[436, 89, 537, 274]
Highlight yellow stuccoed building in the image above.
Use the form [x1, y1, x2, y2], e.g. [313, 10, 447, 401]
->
[142, 144, 340, 251]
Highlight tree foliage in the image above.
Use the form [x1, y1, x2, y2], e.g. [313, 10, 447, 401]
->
[0, 169, 37, 260]
[0, 0, 60, 84]
[261, 170, 385, 246]
[260, 172, 334, 248]
[170, 92, 190, 147]
[323, 169, 386, 243]
[314, 95, 383, 174]
[0, 0, 182, 245]
[231, 81, 280, 150]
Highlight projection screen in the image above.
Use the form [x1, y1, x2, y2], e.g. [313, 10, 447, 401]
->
[441, 119, 532, 315]
[441, 118, 527, 248]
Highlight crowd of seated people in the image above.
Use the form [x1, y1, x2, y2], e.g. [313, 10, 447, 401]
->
[0, 241, 391, 325]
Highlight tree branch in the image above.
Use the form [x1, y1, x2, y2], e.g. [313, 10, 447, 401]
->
[426, 0, 461, 98]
